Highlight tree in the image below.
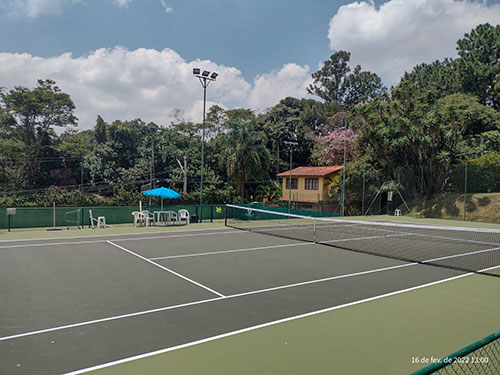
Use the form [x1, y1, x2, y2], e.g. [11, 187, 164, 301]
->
[0, 79, 77, 185]
[343, 66, 386, 107]
[353, 88, 500, 198]
[307, 51, 386, 106]
[205, 104, 228, 138]
[456, 23, 500, 110]
[308, 51, 351, 103]
[221, 118, 271, 198]
[313, 126, 359, 165]
[94, 115, 107, 144]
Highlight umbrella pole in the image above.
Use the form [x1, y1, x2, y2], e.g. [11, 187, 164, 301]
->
[161, 197, 163, 211]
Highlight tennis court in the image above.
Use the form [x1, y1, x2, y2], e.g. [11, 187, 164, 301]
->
[1, 206, 499, 374]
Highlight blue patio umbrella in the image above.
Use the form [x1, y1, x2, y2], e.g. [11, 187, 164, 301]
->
[142, 187, 180, 210]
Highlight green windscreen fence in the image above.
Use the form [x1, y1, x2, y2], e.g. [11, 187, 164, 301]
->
[411, 331, 500, 374]
[0, 204, 226, 230]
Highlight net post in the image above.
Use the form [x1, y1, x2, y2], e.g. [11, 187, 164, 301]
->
[224, 204, 228, 227]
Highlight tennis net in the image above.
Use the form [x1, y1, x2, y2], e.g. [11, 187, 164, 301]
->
[225, 204, 500, 278]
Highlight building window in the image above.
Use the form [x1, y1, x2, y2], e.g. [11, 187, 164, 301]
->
[305, 178, 319, 190]
[286, 178, 298, 189]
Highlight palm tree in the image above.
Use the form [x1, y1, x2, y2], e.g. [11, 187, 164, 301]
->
[255, 184, 271, 202]
[222, 118, 271, 199]
[325, 174, 342, 199]
[269, 181, 282, 201]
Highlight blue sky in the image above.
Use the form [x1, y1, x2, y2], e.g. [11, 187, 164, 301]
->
[0, 0, 337, 82]
[1, 0, 500, 129]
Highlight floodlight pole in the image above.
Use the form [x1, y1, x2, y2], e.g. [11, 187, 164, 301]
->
[193, 69, 217, 223]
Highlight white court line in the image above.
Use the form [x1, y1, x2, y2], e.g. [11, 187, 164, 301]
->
[0, 230, 239, 249]
[0, 260, 421, 342]
[106, 241, 225, 298]
[149, 234, 402, 261]
[150, 242, 312, 260]
[346, 224, 500, 247]
[0, 226, 231, 243]
[423, 246, 500, 263]
[0, 297, 223, 342]
[116, 230, 238, 242]
[228, 263, 416, 298]
[62, 271, 474, 375]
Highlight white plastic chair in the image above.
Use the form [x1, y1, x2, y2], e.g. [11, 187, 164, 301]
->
[132, 211, 144, 227]
[177, 209, 190, 224]
[89, 210, 109, 229]
[142, 210, 155, 227]
[166, 211, 178, 225]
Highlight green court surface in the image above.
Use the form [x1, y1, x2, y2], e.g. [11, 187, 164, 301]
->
[0, 221, 226, 240]
[86, 274, 499, 375]
[2, 213, 498, 374]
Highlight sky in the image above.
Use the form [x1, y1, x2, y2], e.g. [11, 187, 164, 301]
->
[1, 0, 500, 130]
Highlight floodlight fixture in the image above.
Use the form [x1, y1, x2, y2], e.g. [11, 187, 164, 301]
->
[202, 70, 210, 77]
[210, 72, 218, 80]
[193, 68, 200, 75]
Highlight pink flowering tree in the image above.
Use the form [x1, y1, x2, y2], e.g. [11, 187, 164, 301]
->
[314, 128, 359, 165]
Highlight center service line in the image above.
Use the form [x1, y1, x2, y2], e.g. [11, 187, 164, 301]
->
[106, 240, 226, 298]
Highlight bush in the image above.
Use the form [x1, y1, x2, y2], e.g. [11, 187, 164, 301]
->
[449, 152, 500, 193]
[0, 188, 107, 207]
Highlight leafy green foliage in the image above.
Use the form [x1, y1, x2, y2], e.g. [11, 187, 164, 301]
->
[220, 117, 271, 198]
[0, 80, 77, 187]
[353, 89, 499, 198]
[1, 24, 500, 212]
[456, 23, 500, 110]
[449, 152, 500, 193]
[307, 51, 386, 106]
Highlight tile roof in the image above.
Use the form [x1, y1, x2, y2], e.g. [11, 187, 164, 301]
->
[276, 166, 343, 177]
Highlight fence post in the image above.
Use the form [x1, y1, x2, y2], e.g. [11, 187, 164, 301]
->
[463, 162, 468, 221]
[362, 168, 366, 216]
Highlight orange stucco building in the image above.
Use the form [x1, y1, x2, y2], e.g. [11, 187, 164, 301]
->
[276, 166, 343, 203]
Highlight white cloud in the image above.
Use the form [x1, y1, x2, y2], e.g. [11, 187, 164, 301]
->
[112, 0, 133, 8]
[0, 47, 312, 130]
[0, 0, 134, 18]
[328, 0, 500, 86]
[248, 63, 313, 109]
[160, 0, 173, 14]
[0, 0, 69, 18]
